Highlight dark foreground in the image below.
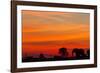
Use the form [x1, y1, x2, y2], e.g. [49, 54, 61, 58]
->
[22, 56, 90, 62]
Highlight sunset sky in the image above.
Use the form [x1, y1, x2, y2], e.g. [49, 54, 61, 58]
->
[22, 10, 90, 57]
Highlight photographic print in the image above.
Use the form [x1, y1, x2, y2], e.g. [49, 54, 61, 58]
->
[22, 10, 90, 62]
[11, 1, 97, 72]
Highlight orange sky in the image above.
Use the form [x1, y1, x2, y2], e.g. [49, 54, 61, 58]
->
[22, 10, 90, 57]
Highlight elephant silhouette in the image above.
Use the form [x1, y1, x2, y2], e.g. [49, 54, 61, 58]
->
[72, 48, 86, 59]
[59, 47, 68, 58]
[86, 49, 90, 58]
[39, 53, 46, 60]
[79, 49, 86, 57]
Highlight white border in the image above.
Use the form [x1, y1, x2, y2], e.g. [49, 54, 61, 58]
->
[17, 5, 94, 68]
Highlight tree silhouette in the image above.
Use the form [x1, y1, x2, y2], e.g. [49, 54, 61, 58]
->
[59, 47, 68, 58]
